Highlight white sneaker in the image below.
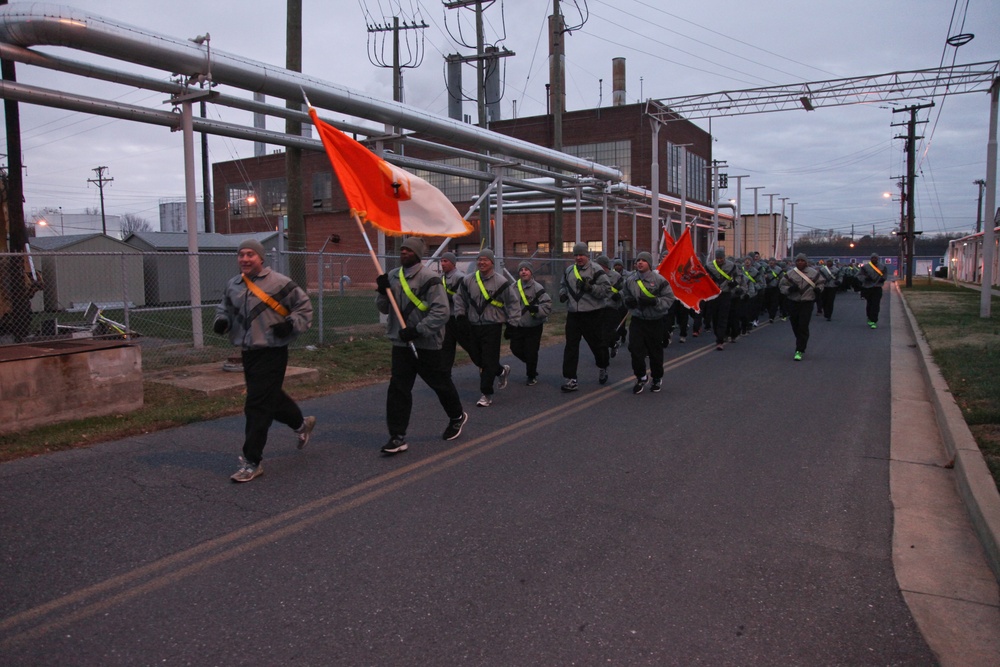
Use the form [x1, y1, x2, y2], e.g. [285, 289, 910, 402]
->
[295, 416, 316, 450]
[476, 394, 492, 407]
[498, 364, 511, 389]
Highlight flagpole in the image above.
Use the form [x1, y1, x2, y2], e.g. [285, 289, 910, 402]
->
[353, 212, 418, 358]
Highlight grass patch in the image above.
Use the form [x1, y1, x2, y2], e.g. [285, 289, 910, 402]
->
[0, 313, 568, 463]
[901, 283, 1000, 487]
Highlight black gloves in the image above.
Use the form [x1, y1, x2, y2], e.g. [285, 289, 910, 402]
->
[503, 325, 512, 340]
[624, 295, 638, 309]
[559, 293, 569, 303]
[376, 273, 390, 295]
[271, 319, 294, 338]
[398, 327, 420, 342]
[787, 283, 799, 293]
[579, 278, 592, 293]
[212, 318, 229, 335]
[527, 304, 539, 315]
[638, 295, 657, 308]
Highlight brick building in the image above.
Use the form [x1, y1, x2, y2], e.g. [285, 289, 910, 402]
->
[212, 102, 731, 266]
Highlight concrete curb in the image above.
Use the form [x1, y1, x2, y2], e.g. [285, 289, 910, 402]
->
[896, 283, 1000, 582]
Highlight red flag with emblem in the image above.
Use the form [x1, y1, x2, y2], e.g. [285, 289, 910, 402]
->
[656, 228, 720, 312]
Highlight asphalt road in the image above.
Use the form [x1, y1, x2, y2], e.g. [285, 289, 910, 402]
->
[0, 290, 936, 665]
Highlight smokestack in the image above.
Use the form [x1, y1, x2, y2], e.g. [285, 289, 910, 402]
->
[612, 57, 626, 107]
[446, 54, 463, 121]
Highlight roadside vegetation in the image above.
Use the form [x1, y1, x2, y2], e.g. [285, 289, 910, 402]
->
[901, 279, 999, 489]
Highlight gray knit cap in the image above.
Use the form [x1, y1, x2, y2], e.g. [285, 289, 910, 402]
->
[636, 251, 653, 265]
[441, 251, 457, 264]
[477, 248, 495, 262]
[238, 238, 266, 259]
[518, 260, 534, 273]
[595, 255, 610, 268]
[571, 242, 589, 255]
[400, 237, 425, 259]
[795, 252, 808, 261]
[714, 248, 726, 258]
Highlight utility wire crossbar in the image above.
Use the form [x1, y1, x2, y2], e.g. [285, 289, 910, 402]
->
[647, 61, 1000, 121]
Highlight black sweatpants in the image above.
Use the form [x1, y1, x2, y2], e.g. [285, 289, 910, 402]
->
[862, 286, 884, 323]
[563, 310, 609, 380]
[242, 346, 303, 465]
[468, 322, 504, 396]
[387, 346, 463, 437]
[786, 299, 814, 353]
[509, 324, 544, 379]
[629, 317, 665, 380]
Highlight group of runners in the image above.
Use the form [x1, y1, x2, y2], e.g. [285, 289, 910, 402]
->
[213, 238, 889, 480]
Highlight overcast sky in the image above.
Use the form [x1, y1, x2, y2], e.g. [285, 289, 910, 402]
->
[2, 0, 998, 240]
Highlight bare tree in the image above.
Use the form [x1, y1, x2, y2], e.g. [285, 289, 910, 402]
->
[120, 213, 152, 238]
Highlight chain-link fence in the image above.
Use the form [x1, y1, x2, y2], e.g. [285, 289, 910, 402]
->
[0, 250, 580, 371]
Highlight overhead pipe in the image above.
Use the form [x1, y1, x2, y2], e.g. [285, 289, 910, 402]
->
[0, 41, 380, 139]
[0, 3, 623, 182]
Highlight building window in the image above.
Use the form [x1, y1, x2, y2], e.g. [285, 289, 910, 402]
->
[666, 143, 708, 203]
[227, 184, 255, 217]
[227, 178, 287, 219]
[259, 177, 287, 216]
[536, 242, 550, 253]
[512, 242, 528, 255]
[562, 241, 576, 254]
[412, 157, 480, 202]
[563, 141, 631, 183]
[313, 172, 333, 210]
[588, 241, 603, 253]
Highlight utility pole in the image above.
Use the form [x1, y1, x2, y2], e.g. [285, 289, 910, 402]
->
[88, 166, 113, 235]
[285, 0, 305, 284]
[779, 197, 789, 257]
[366, 8, 428, 257]
[200, 97, 212, 232]
[747, 185, 765, 256]
[893, 102, 932, 287]
[974, 178, 986, 233]
[710, 160, 727, 254]
[762, 193, 779, 257]
[443, 1, 515, 252]
[550, 0, 565, 259]
[731, 174, 748, 257]
[788, 202, 798, 257]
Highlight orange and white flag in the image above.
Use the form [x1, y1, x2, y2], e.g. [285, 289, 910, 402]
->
[309, 107, 473, 238]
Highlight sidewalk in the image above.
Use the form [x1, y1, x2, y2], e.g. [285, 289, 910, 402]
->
[891, 283, 1000, 665]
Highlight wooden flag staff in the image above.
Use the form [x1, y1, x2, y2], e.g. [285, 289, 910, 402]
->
[352, 212, 418, 358]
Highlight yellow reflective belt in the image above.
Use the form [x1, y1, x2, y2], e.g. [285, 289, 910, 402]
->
[516, 279, 530, 305]
[636, 279, 656, 299]
[572, 265, 583, 282]
[868, 262, 883, 277]
[398, 267, 429, 312]
[713, 260, 732, 281]
[441, 275, 456, 295]
[743, 269, 757, 283]
[476, 271, 504, 307]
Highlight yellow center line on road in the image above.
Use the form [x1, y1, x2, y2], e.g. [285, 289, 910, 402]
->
[1, 342, 718, 647]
